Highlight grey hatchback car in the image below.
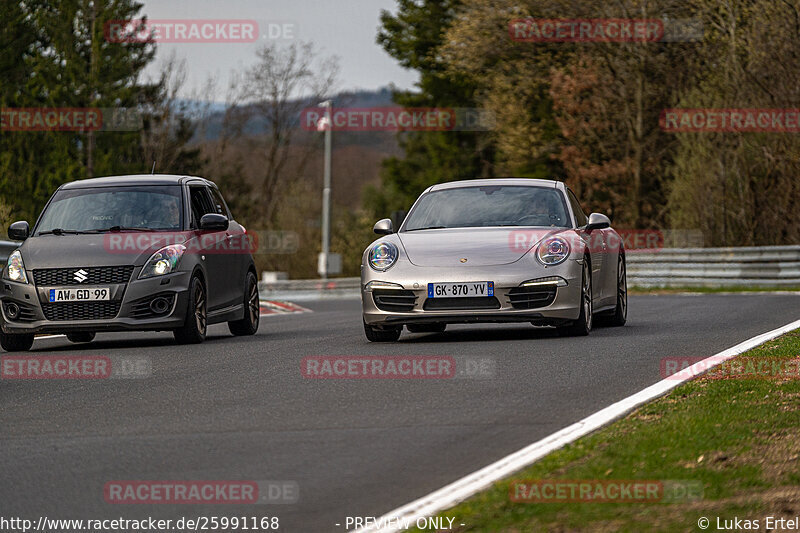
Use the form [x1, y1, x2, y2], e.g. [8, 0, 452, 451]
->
[0, 175, 260, 351]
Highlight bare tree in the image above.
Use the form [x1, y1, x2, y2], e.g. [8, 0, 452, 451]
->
[231, 41, 340, 223]
[141, 53, 186, 171]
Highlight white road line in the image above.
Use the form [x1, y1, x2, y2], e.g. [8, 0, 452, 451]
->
[353, 317, 800, 533]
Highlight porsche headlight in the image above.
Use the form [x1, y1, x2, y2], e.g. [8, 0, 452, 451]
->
[139, 244, 186, 279]
[536, 236, 570, 266]
[3, 250, 28, 284]
[368, 242, 398, 271]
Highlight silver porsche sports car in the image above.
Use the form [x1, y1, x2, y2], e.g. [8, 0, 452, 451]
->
[360, 178, 627, 341]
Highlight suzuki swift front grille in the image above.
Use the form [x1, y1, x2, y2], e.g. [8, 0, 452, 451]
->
[33, 266, 134, 286]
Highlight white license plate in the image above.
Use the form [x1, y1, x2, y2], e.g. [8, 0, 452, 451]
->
[428, 282, 494, 298]
[49, 287, 111, 302]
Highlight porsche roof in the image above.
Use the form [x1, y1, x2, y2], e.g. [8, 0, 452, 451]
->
[427, 178, 564, 192]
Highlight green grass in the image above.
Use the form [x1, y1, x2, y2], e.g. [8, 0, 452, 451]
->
[409, 330, 800, 532]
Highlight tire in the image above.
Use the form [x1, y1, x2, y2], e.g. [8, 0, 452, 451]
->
[229, 271, 260, 336]
[407, 323, 446, 333]
[364, 321, 401, 342]
[602, 254, 627, 327]
[0, 332, 34, 352]
[558, 259, 592, 337]
[174, 276, 207, 344]
[67, 332, 96, 343]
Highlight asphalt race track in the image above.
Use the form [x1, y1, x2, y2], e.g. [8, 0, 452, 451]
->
[2, 293, 799, 532]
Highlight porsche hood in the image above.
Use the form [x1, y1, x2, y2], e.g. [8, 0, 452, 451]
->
[396, 228, 559, 267]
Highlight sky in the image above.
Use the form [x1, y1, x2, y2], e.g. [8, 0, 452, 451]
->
[138, 0, 419, 102]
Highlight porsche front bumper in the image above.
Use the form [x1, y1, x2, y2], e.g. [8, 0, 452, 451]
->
[361, 259, 583, 327]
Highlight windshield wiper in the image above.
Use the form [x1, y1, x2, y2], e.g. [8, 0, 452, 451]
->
[405, 226, 447, 231]
[39, 226, 157, 235]
[77, 226, 158, 234]
[38, 228, 90, 236]
[96, 226, 156, 233]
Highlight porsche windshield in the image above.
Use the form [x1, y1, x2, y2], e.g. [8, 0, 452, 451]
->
[36, 185, 184, 234]
[402, 185, 570, 230]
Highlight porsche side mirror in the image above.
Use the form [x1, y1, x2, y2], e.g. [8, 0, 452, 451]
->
[586, 213, 611, 231]
[373, 218, 394, 235]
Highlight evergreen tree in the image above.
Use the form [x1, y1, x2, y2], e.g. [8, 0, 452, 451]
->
[0, 1, 202, 224]
[365, 0, 494, 217]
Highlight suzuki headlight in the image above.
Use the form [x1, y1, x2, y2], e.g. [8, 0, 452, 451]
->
[536, 236, 570, 266]
[368, 242, 398, 271]
[3, 250, 28, 284]
[139, 244, 186, 279]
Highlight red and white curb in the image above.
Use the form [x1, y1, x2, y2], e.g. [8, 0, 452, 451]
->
[260, 300, 313, 317]
[353, 316, 800, 533]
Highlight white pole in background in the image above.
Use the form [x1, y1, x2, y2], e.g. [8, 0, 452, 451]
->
[318, 100, 333, 279]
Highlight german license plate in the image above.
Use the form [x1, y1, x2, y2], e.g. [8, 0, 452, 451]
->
[428, 282, 494, 298]
[49, 287, 111, 302]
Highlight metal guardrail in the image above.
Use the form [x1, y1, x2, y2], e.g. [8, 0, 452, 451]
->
[259, 278, 360, 292]
[258, 277, 361, 301]
[4, 241, 793, 289]
[627, 245, 800, 287]
[6, 241, 800, 290]
[6, 232, 790, 289]
[259, 246, 800, 292]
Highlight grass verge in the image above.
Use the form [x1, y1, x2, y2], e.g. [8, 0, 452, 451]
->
[410, 330, 800, 532]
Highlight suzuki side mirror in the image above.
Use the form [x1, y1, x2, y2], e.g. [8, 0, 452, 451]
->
[8, 221, 30, 241]
[199, 213, 229, 231]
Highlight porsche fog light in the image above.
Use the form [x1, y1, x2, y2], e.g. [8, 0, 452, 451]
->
[364, 280, 404, 291]
[521, 276, 568, 287]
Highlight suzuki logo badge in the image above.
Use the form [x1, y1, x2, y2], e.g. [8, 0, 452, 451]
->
[459, 258, 468, 263]
[73, 269, 88, 283]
